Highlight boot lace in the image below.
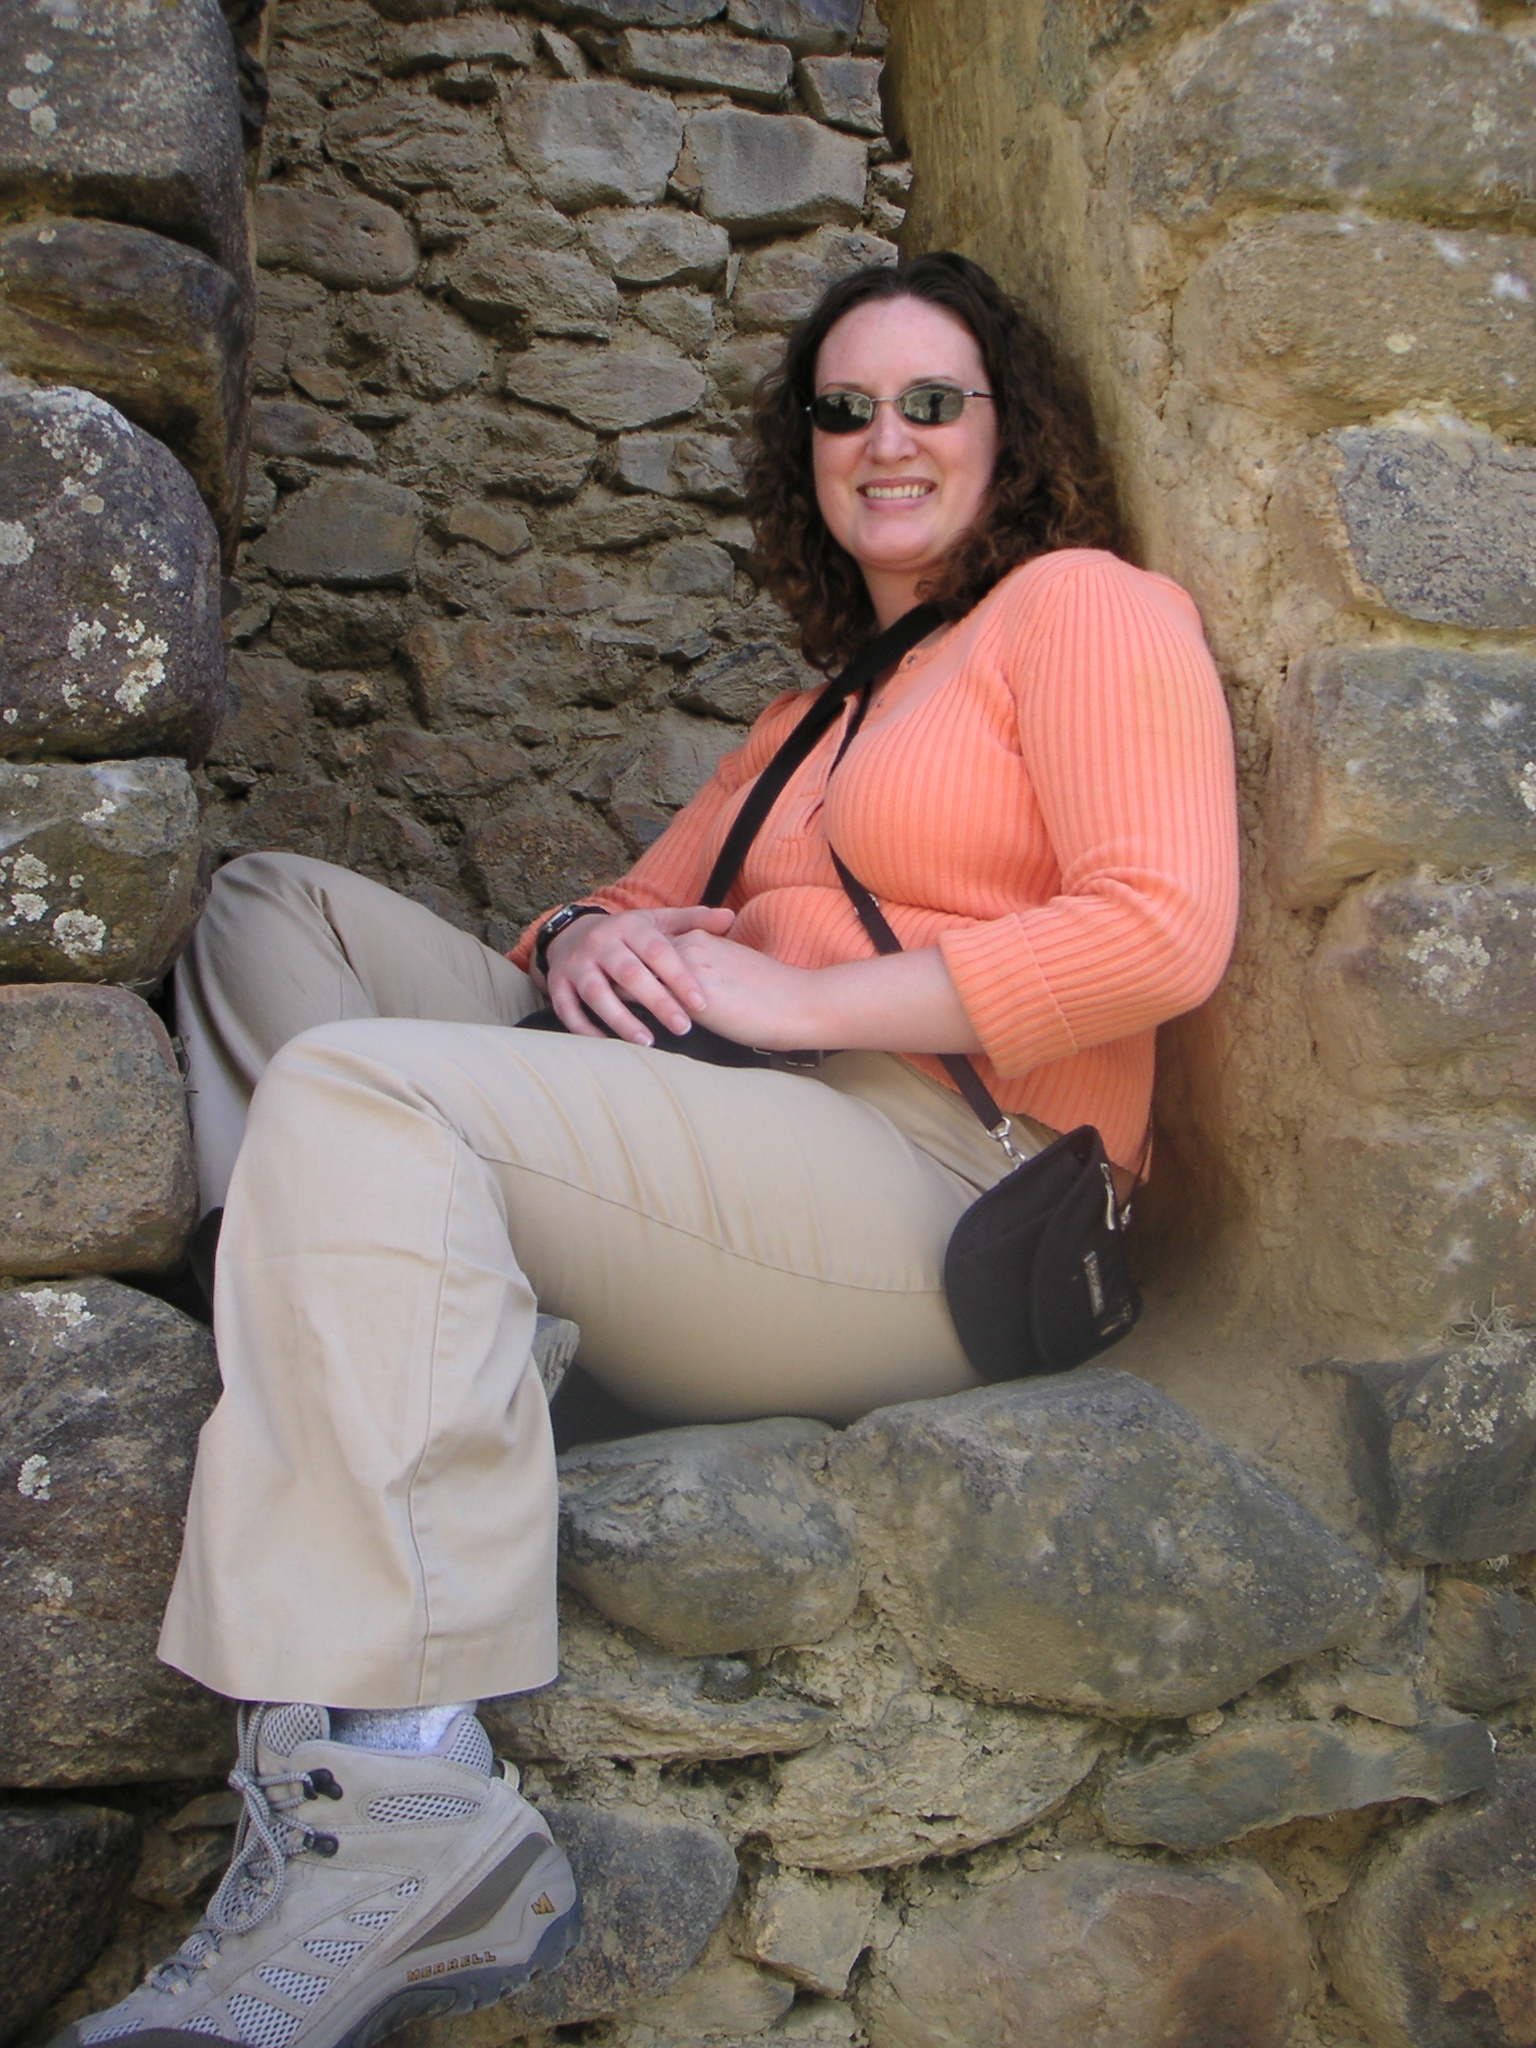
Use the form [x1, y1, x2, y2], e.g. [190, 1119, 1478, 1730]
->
[149, 1705, 329, 1992]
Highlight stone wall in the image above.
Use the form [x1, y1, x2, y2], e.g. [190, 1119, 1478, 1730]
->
[6, 2, 1536, 2047]
[218, 0, 904, 945]
[882, 0, 1536, 1370]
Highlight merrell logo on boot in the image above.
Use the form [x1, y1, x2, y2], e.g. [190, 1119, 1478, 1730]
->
[406, 1951, 496, 1982]
[531, 1894, 557, 1915]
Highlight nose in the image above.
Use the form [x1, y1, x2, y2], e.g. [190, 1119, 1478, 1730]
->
[865, 398, 921, 461]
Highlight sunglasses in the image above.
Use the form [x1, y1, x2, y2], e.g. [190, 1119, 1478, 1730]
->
[806, 382, 995, 434]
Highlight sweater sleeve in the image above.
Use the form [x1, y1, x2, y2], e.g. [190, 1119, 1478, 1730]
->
[937, 555, 1239, 1078]
[507, 689, 810, 970]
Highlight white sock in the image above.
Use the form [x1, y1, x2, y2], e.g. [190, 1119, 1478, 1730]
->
[329, 1704, 474, 1753]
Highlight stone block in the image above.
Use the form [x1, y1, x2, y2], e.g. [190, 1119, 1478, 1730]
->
[527, 0, 726, 24]
[503, 81, 684, 211]
[688, 108, 866, 231]
[739, 1870, 879, 1997]
[485, 1601, 836, 1765]
[611, 428, 743, 502]
[828, 1371, 1382, 1718]
[0, 1278, 228, 1783]
[268, 590, 405, 669]
[504, 343, 706, 432]
[373, 725, 529, 811]
[336, 293, 490, 401]
[446, 233, 619, 340]
[1305, 876, 1536, 1106]
[731, 224, 896, 329]
[706, 332, 787, 412]
[249, 399, 376, 467]
[387, 398, 598, 503]
[499, 1803, 737, 2028]
[582, 205, 731, 287]
[1173, 215, 1536, 437]
[382, 16, 537, 71]
[438, 499, 531, 557]
[1327, 1759, 1536, 2048]
[1431, 1579, 1536, 1714]
[1265, 647, 1536, 911]
[674, 640, 809, 721]
[797, 56, 883, 133]
[0, 219, 253, 560]
[205, 652, 307, 779]
[628, 1955, 795, 2039]
[727, 0, 862, 55]
[0, 1804, 140, 2042]
[1339, 1333, 1536, 1563]
[1113, 0, 1536, 236]
[324, 94, 503, 196]
[1275, 422, 1536, 632]
[615, 28, 793, 103]
[465, 795, 625, 928]
[250, 475, 422, 588]
[762, 1688, 1104, 1872]
[861, 1855, 1313, 2048]
[1102, 1713, 1494, 1852]
[0, 385, 224, 766]
[0, 986, 197, 1277]
[0, 0, 248, 280]
[540, 489, 682, 553]
[636, 286, 715, 354]
[255, 186, 419, 290]
[558, 1418, 859, 1654]
[0, 758, 204, 992]
[649, 537, 734, 595]
[1303, 1125, 1536, 1338]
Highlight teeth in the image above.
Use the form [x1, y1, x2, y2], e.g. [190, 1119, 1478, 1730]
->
[862, 483, 931, 499]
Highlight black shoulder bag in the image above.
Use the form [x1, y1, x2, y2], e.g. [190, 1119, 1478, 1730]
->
[521, 602, 1144, 1383]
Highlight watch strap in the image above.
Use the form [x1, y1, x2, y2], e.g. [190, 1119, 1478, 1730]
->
[534, 902, 609, 978]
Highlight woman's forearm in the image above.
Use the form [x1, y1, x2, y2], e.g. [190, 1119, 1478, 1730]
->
[793, 948, 984, 1055]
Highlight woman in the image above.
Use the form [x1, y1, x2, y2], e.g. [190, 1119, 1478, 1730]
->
[59, 255, 1237, 2048]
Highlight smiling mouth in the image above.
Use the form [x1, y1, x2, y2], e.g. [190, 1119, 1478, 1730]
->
[859, 481, 935, 500]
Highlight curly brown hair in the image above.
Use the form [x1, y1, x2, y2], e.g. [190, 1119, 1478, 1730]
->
[739, 252, 1124, 673]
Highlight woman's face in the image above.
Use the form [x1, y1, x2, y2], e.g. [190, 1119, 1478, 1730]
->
[811, 293, 999, 621]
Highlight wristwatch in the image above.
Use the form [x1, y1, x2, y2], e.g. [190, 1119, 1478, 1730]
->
[533, 901, 609, 977]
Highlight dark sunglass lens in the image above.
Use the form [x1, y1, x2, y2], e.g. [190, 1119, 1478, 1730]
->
[899, 384, 965, 426]
[811, 392, 875, 433]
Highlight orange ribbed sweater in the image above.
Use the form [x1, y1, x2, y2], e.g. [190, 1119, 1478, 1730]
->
[511, 549, 1240, 1169]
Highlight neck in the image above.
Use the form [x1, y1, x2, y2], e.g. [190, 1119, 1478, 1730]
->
[862, 565, 925, 629]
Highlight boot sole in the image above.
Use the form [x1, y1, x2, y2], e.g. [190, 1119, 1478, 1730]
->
[340, 1895, 582, 2048]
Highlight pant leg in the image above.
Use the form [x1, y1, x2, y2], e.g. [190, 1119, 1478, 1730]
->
[157, 1018, 982, 1710]
[176, 852, 538, 1213]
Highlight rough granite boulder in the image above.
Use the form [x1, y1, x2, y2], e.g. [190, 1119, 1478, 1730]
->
[687, 107, 867, 231]
[1304, 876, 1536, 1106]
[0, 1278, 228, 1787]
[731, 225, 896, 330]
[1327, 1760, 1536, 2048]
[504, 344, 706, 432]
[558, 1417, 859, 1654]
[860, 1854, 1313, 2048]
[250, 400, 377, 467]
[499, 1803, 738, 2028]
[1112, 0, 1536, 234]
[1101, 1712, 1495, 1852]
[1172, 215, 1536, 436]
[614, 29, 793, 104]
[0, 985, 197, 1278]
[1275, 422, 1536, 633]
[828, 1372, 1382, 1717]
[0, 757, 205, 991]
[0, 0, 249, 279]
[1430, 1579, 1536, 1714]
[446, 235, 619, 341]
[1338, 1334, 1536, 1562]
[582, 206, 732, 287]
[738, 1869, 881, 1998]
[796, 56, 885, 133]
[0, 385, 225, 765]
[1265, 647, 1536, 911]
[0, 1804, 141, 2043]
[503, 81, 684, 211]
[726, 0, 862, 55]
[0, 219, 254, 560]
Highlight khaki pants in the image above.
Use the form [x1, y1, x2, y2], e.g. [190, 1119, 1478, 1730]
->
[161, 854, 1026, 1708]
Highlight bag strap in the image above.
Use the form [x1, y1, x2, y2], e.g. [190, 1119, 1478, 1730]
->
[701, 604, 943, 909]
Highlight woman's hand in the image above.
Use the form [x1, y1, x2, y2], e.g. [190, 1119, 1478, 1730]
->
[543, 906, 737, 1045]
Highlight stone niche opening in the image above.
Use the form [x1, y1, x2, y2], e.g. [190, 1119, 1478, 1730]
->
[5, 1, 1536, 2047]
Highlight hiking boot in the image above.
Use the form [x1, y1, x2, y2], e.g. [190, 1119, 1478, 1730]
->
[53, 1704, 579, 2048]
